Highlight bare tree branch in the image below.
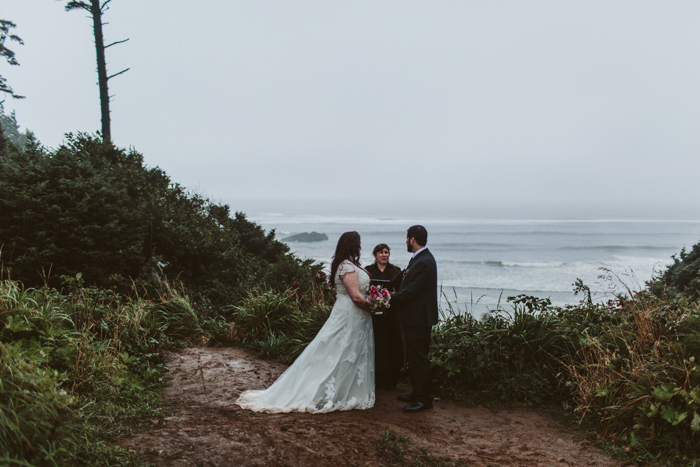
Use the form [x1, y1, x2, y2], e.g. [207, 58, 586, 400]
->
[107, 68, 130, 80]
[105, 38, 129, 48]
[63, 0, 130, 143]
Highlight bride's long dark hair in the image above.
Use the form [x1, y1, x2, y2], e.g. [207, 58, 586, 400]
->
[330, 231, 362, 288]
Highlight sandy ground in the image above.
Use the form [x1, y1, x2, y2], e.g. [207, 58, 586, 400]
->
[122, 347, 632, 467]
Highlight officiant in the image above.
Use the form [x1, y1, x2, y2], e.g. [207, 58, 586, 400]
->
[366, 243, 405, 390]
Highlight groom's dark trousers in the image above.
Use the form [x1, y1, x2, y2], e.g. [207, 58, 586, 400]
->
[391, 249, 439, 404]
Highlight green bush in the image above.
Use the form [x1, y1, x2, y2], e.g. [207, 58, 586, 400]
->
[432, 295, 575, 404]
[432, 286, 700, 465]
[227, 285, 333, 364]
[0, 133, 318, 309]
[652, 240, 700, 301]
[0, 278, 192, 466]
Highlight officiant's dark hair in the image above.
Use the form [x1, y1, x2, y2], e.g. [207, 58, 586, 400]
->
[407, 225, 428, 246]
[330, 231, 362, 288]
[372, 243, 390, 256]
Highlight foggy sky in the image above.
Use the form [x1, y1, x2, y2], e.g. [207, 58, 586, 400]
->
[4, 1, 700, 214]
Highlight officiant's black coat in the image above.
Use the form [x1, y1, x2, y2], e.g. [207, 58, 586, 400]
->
[366, 262, 404, 390]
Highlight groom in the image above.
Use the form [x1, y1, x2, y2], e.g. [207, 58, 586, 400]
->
[390, 225, 438, 413]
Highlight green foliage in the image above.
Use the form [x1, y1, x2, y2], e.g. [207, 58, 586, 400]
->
[432, 295, 575, 404]
[0, 341, 81, 466]
[0, 130, 323, 465]
[0, 278, 197, 466]
[1, 135, 153, 288]
[652, 240, 700, 301]
[0, 18, 24, 98]
[0, 133, 317, 308]
[431, 285, 700, 465]
[213, 269, 332, 361]
[227, 285, 333, 363]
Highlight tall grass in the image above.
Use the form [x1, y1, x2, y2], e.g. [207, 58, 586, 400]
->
[218, 281, 333, 364]
[431, 282, 700, 466]
[0, 276, 199, 466]
[432, 294, 576, 404]
[6, 263, 693, 465]
[562, 292, 700, 464]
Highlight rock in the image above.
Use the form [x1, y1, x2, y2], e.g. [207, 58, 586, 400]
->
[283, 231, 329, 242]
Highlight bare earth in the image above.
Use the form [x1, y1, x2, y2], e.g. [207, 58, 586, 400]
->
[123, 347, 631, 467]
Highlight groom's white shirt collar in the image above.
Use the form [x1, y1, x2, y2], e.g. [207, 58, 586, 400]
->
[412, 246, 428, 259]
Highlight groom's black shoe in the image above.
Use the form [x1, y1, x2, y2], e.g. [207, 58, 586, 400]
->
[403, 400, 433, 413]
[396, 394, 415, 403]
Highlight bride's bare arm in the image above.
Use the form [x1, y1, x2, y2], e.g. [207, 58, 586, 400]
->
[339, 271, 372, 313]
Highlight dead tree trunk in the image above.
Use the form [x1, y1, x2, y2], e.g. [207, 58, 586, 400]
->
[89, 0, 111, 144]
[65, 0, 129, 145]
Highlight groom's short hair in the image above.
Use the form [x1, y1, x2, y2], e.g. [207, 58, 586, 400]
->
[407, 225, 427, 246]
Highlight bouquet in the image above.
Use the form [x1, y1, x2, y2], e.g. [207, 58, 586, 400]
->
[366, 285, 391, 315]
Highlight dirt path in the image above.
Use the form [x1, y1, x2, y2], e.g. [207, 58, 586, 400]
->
[123, 347, 631, 467]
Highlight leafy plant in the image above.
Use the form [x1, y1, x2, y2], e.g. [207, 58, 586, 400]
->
[651, 239, 700, 301]
[431, 275, 700, 465]
[432, 294, 574, 404]
[226, 281, 333, 363]
[0, 278, 195, 466]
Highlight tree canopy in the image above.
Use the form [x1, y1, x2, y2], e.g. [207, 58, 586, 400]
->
[0, 19, 23, 99]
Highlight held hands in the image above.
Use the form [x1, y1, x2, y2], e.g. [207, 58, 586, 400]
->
[338, 268, 391, 315]
[366, 285, 391, 315]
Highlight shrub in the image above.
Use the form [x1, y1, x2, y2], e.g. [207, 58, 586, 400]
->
[0, 278, 193, 465]
[226, 281, 333, 363]
[652, 240, 700, 301]
[432, 295, 575, 404]
[431, 283, 700, 465]
[0, 133, 319, 309]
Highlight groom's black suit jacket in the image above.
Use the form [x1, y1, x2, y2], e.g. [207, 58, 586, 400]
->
[391, 249, 439, 327]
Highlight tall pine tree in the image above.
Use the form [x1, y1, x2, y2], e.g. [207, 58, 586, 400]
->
[0, 19, 24, 158]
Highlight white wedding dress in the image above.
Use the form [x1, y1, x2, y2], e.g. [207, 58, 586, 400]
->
[236, 260, 375, 413]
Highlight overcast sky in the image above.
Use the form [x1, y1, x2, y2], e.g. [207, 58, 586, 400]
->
[3, 1, 700, 215]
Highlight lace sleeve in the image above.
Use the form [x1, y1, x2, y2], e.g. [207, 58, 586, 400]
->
[337, 260, 357, 277]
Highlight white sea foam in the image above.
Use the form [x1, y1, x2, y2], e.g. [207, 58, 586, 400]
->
[244, 203, 699, 314]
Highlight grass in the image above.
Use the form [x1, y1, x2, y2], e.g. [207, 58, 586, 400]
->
[3, 262, 699, 466]
[218, 282, 333, 364]
[0, 275, 199, 466]
[225, 275, 700, 465]
[0, 268, 330, 466]
[430, 283, 700, 466]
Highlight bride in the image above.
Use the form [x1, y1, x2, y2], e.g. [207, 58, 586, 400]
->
[236, 231, 376, 413]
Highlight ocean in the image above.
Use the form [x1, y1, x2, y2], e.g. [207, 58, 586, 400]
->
[231, 200, 700, 316]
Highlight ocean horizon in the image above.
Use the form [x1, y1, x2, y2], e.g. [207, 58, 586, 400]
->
[228, 199, 700, 316]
